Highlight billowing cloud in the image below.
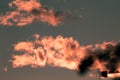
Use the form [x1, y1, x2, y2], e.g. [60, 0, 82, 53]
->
[11, 34, 87, 70]
[0, 0, 63, 27]
[10, 34, 120, 77]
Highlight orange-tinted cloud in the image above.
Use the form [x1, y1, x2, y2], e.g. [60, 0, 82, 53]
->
[11, 34, 87, 70]
[0, 0, 63, 27]
[10, 34, 120, 75]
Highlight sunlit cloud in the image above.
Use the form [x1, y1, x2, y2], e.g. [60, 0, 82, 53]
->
[10, 34, 120, 78]
[0, 0, 63, 27]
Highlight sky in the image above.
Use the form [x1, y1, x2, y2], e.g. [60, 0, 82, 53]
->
[0, 0, 120, 80]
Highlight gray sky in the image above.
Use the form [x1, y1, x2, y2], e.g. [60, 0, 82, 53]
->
[0, 0, 120, 80]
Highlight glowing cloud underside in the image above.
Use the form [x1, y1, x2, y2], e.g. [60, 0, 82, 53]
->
[0, 0, 63, 27]
[10, 34, 120, 75]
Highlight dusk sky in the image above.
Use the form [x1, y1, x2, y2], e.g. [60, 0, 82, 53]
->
[0, 0, 120, 80]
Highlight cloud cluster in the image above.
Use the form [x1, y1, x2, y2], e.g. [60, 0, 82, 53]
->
[1, 1, 119, 80]
[10, 34, 120, 78]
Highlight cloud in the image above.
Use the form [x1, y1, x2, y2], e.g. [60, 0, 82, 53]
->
[11, 34, 85, 70]
[10, 34, 120, 77]
[0, 0, 63, 27]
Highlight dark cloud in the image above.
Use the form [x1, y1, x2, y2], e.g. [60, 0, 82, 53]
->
[78, 42, 120, 78]
[101, 71, 107, 77]
[106, 58, 118, 73]
[114, 43, 120, 58]
[78, 56, 94, 74]
[31, 8, 41, 16]
[30, 6, 50, 16]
